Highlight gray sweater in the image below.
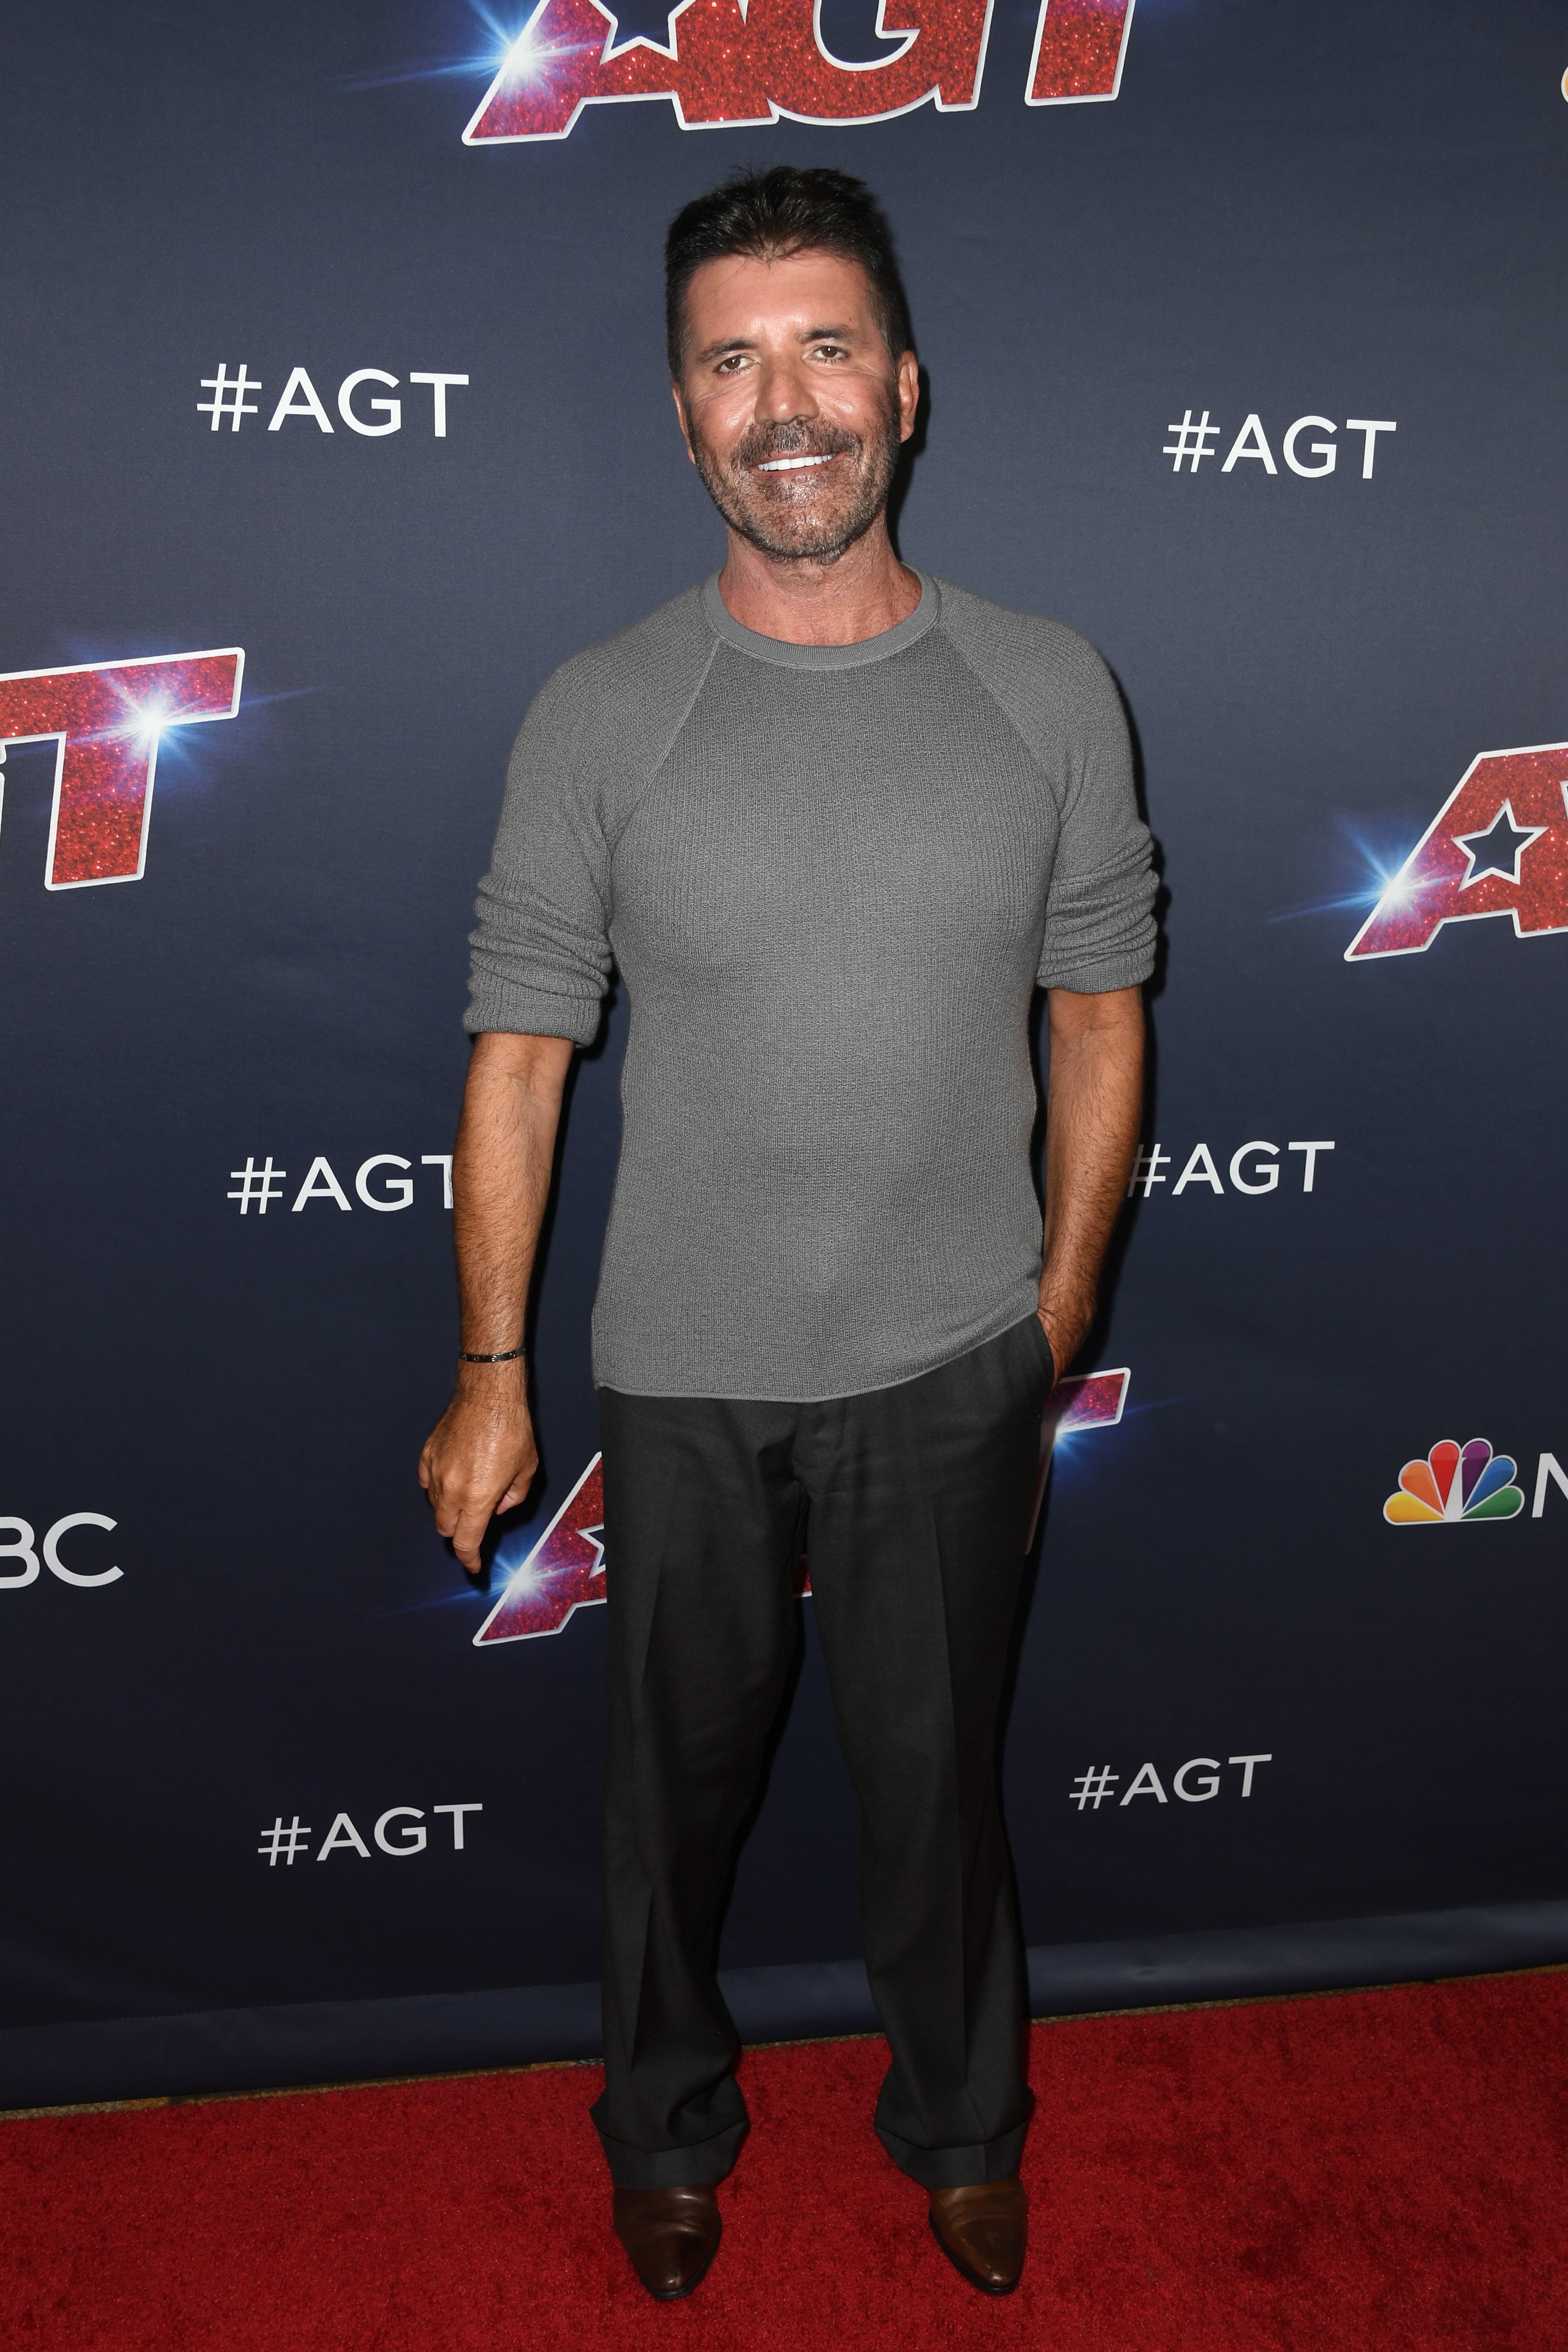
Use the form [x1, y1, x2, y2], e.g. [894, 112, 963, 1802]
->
[467, 573, 1156, 1400]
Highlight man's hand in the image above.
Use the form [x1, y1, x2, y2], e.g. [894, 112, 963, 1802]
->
[419, 1363, 537, 1574]
[1036, 984, 1145, 1386]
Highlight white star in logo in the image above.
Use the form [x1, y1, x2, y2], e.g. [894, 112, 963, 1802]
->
[1453, 797, 1546, 890]
[591, 0, 697, 61]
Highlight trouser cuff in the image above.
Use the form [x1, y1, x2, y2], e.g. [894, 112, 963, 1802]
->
[874, 2116, 1029, 2190]
[594, 2116, 749, 2189]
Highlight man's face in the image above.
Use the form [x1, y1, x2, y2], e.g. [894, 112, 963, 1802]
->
[673, 249, 919, 564]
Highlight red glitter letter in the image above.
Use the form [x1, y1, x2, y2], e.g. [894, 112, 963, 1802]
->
[463, 0, 766, 140]
[463, 0, 991, 143]
[750, 0, 992, 124]
[1027, 0, 1135, 104]
[1048, 1367, 1130, 1436]
[0, 650, 243, 889]
[1345, 745, 1568, 961]
[474, 1456, 606, 1644]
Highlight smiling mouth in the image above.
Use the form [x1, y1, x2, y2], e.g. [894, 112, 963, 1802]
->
[754, 453, 838, 473]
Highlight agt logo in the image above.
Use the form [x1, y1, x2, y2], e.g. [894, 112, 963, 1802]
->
[463, 0, 1135, 145]
[476, 1367, 1131, 1644]
[0, 651, 243, 888]
[1348, 742, 1568, 961]
[1384, 1440, 1568, 1526]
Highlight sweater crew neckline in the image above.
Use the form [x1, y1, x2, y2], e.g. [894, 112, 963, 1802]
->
[700, 571, 939, 670]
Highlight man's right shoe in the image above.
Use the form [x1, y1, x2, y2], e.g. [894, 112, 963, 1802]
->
[612, 2185, 722, 2301]
[929, 2178, 1028, 2294]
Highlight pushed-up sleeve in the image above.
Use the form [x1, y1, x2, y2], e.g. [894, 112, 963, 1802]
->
[1036, 647, 1157, 994]
[464, 673, 614, 1043]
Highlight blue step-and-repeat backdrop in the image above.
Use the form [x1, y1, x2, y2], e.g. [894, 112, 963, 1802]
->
[3, 0, 1566, 2107]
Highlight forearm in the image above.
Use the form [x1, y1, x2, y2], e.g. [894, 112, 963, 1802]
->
[1037, 985, 1145, 1375]
[451, 1030, 572, 1359]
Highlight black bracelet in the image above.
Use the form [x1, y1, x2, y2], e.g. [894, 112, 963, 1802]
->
[457, 1345, 525, 1364]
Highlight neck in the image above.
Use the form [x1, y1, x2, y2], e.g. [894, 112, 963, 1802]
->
[716, 518, 922, 645]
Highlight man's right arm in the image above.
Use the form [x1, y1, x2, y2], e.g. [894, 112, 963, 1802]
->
[418, 1029, 574, 1572]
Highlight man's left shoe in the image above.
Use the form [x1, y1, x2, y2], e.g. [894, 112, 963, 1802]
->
[612, 2185, 722, 2300]
[928, 2179, 1028, 2294]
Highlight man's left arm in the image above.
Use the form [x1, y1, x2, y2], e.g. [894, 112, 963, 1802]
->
[1036, 984, 1145, 1383]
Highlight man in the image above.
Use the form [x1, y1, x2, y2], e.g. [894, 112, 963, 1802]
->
[421, 166, 1154, 2301]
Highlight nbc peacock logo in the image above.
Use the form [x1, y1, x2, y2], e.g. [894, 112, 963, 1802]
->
[1383, 1438, 1525, 1526]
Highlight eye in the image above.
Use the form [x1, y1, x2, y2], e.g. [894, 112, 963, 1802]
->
[812, 343, 849, 361]
[714, 353, 750, 375]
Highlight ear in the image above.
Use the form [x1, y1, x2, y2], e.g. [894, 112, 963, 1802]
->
[895, 350, 920, 445]
[670, 378, 697, 466]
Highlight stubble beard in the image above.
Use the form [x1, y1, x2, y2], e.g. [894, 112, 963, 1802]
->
[687, 389, 904, 565]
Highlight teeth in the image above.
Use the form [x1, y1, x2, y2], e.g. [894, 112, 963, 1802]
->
[756, 454, 835, 472]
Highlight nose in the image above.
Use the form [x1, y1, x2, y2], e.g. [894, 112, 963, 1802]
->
[754, 348, 818, 425]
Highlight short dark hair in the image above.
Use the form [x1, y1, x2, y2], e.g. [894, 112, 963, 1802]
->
[664, 166, 914, 380]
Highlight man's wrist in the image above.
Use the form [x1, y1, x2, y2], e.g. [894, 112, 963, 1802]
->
[457, 1344, 525, 1364]
[454, 1351, 528, 1386]
[1037, 1292, 1094, 1370]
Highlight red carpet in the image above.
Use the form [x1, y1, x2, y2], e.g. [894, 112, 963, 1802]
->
[4, 1971, 1564, 2350]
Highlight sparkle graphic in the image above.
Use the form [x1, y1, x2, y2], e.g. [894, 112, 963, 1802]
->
[1027, 1367, 1131, 1547]
[0, 650, 244, 887]
[1384, 1438, 1524, 1525]
[1346, 744, 1568, 960]
[1266, 812, 1439, 929]
[335, 4, 565, 96]
[1454, 800, 1545, 890]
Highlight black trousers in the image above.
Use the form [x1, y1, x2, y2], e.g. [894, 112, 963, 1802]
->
[589, 1309, 1055, 2191]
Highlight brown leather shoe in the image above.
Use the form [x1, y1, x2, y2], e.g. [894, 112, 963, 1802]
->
[929, 2179, 1027, 2294]
[612, 2185, 722, 2301]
